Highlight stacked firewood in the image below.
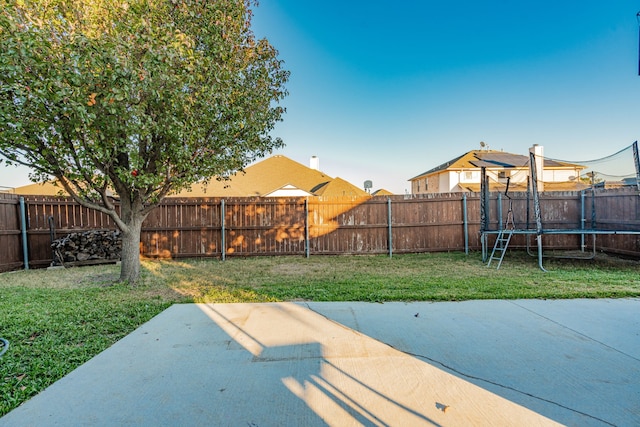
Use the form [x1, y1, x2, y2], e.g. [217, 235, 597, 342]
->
[51, 230, 121, 265]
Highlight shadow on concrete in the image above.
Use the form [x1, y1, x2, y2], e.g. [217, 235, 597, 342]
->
[198, 303, 560, 426]
[6, 300, 633, 426]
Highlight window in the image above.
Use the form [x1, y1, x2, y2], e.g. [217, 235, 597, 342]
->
[463, 171, 473, 181]
[498, 170, 510, 179]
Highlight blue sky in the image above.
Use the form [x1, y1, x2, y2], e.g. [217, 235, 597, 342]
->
[1, 1, 639, 194]
[249, 0, 640, 193]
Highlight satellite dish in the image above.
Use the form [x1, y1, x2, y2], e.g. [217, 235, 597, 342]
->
[364, 180, 373, 190]
[480, 141, 486, 148]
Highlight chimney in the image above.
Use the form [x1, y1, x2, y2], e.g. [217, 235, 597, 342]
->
[529, 144, 544, 192]
[310, 156, 319, 170]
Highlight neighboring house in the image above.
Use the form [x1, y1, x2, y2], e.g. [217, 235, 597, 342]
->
[371, 188, 393, 196]
[409, 146, 587, 195]
[173, 155, 369, 197]
[6, 180, 73, 196]
[12, 155, 369, 198]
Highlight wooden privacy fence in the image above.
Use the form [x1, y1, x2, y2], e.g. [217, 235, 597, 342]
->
[138, 193, 478, 259]
[1, 188, 639, 272]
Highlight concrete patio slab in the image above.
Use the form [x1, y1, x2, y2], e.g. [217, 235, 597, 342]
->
[1, 299, 638, 426]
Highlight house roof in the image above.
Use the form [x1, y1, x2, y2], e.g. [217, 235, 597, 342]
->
[10, 181, 65, 196]
[313, 177, 368, 197]
[410, 150, 585, 180]
[262, 183, 314, 197]
[168, 155, 369, 197]
[371, 188, 393, 196]
[176, 155, 330, 197]
[12, 155, 370, 198]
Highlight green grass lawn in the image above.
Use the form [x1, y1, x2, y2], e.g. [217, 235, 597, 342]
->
[1, 251, 639, 416]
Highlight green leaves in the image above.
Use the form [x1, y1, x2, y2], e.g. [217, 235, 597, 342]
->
[0, 0, 288, 204]
[0, 0, 288, 281]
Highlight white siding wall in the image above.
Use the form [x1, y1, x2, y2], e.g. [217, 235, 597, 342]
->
[265, 185, 312, 197]
[542, 169, 579, 182]
[441, 172, 452, 192]
[459, 170, 480, 183]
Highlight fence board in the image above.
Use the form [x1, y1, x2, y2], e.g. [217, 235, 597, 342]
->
[1, 189, 639, 271]
[592, 189, 640, 255]
[308, 197, 386, 254]
[0, 194, 22, 272]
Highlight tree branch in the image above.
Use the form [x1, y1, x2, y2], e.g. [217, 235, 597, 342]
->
[56, 175, 128, 232]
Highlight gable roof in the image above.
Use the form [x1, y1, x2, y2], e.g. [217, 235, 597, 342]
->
[172, 155, 368, 197]
[242, 155, 333, 195]
[371, 188, 393, 196]
[410, 150, 584, 180]
[313, 177, 368, 197]
[262, 183, 314, 197]
[11, 155, 370, 198]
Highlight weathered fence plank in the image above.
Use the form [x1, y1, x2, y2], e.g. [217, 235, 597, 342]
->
[0, 194, 22, 272]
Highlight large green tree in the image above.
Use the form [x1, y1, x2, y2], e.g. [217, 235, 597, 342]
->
[0, 0, 289, 282]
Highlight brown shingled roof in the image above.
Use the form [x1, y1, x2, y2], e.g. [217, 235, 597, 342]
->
[13, 156, 369, 198]
[371, 188, 393, 196]
[10, 181, 65, 196]
[171, 155, 366, 197]
[411, 150, 584, 180]
[314, 177, 368, 197]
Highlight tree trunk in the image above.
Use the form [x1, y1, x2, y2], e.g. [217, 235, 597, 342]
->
[119, 215, 144, 284]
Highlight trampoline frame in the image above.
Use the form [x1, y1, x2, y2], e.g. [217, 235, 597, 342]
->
[480, 142, 640, 271]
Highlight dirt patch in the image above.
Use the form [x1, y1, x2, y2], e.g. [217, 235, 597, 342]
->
[544, 251, 640, 267]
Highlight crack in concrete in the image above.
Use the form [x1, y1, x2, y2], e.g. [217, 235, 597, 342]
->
[302, 302, 618, 427]
[395, 346, 616, 427]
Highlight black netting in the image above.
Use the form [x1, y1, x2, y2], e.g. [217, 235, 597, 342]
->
[543, 143, 638, 188]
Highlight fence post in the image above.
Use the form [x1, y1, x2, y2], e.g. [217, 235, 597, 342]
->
[480, 167, 489, 261]
[580, 190, 586, 252]
[463, 194, 468, 255]
[220, 199, 226, 261]
[497, 192, 503, 230]
[304, 198, 310, 258]
[591, 187, 596, 229]
[633, 140, 640, 190]
[19, 197, 29, 270]
[529, 151, 546, 271]
[387, 198, 393, 258]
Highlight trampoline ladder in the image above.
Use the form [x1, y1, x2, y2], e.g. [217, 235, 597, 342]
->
[488, 229, 513, 269]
